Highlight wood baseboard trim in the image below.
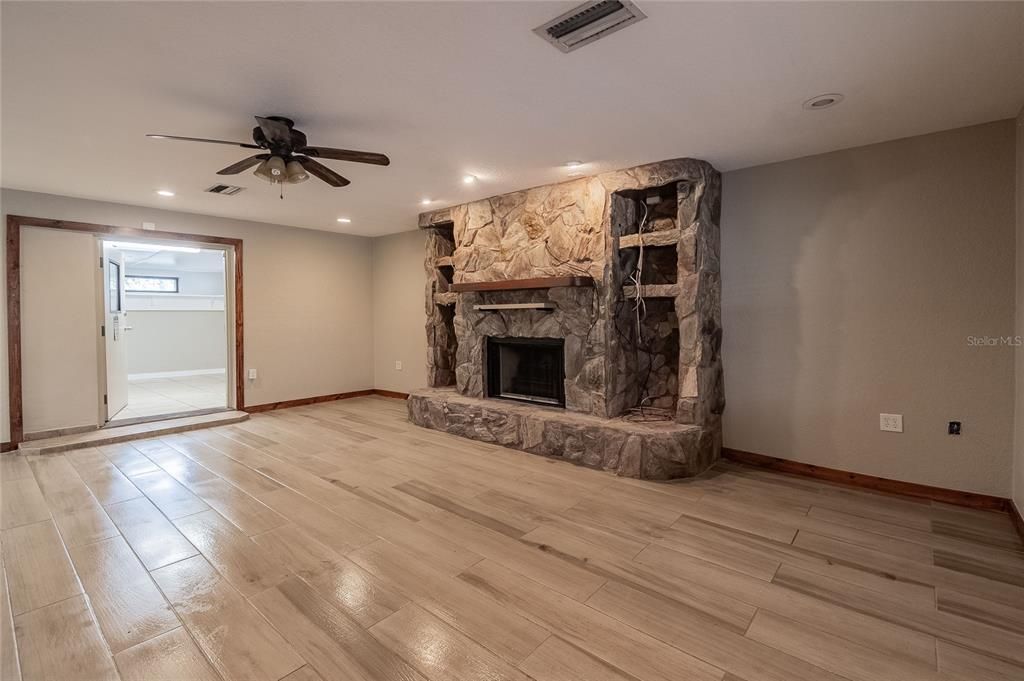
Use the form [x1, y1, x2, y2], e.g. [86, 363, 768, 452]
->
[244, 390, 375, 413]
[372, 389, 410, 400]
[244, 388, 409, 413]
[0, 442, 15, 453]
[1010, 500, 1024, 544]
[722, 447, 1010, 512]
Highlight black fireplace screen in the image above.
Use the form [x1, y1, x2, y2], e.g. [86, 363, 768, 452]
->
[486, 337, 565, 407]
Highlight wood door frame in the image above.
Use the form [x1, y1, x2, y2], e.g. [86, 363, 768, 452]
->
[5, 215, 245, 445]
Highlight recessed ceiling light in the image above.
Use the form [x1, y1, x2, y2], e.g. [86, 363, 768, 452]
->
[155, 189, 175, 197]
[565, 160, 583, 168]
[803, 93, 844, 110]
[336, 217, 352, 223]
[421, 199, 433, 205]
[462, 174, 476, 184]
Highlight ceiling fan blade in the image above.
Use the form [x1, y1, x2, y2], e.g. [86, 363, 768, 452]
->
[299, 146, 390, 166]
[255, 116, 293, 146]
[147, 134, 260, 149]
[297, 157, 350, 187]
[216, 154, 269, 175]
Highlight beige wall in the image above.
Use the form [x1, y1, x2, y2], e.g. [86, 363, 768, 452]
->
[1, 188, 375, 439]
[20, 227, 102, 433]
[1015, 107, 1024, 511]
[722, 121, 1016, 497]
[371, 230, 428, 393]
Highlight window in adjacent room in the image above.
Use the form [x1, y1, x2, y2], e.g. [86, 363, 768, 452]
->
[124, 275, 179, 293]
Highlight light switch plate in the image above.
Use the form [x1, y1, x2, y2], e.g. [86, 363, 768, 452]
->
[247, 368, 257, 380]
[880, 413, 903, 433]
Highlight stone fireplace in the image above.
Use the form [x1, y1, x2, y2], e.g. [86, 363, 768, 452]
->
[408, 157, 724, 480]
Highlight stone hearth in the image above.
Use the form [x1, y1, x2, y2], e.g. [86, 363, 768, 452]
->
[408, 388, 715, 479]
[412, 157, 724, 480]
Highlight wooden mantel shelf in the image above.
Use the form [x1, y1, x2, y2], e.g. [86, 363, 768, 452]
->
[450, 276, 595, 293]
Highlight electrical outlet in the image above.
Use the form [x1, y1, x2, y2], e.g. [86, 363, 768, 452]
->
[948, 421, 961, 435]
[879, 413, 903, 433]
[395, 361, 403, 371]
[247, 368, 257, 380]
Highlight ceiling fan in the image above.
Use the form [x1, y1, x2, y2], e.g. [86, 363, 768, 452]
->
[147, 115, 389, 190]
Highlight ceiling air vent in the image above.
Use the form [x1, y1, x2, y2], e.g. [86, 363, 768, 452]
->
[534, 0, 646, 53]
[205, 184, 244, 196]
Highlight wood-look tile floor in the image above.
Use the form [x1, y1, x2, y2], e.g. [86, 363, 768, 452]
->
[2, 396, 1023, 681]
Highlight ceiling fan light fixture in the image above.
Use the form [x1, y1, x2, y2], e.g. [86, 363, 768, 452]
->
[286, 160, 309, 184]
[254, 155, 287, 183]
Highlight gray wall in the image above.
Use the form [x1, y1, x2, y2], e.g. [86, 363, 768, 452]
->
[125, 311, 227, 375]
[371, 230, 428, 393]
[1, 189, 375, 440]
[722, 120, 1016, 497]
[1015, 107, 1024, 512]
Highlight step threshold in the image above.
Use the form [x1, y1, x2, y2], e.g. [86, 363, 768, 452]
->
[17, 410, 249, 455]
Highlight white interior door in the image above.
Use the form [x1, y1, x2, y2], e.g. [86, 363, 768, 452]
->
[103, 250, 129, 420]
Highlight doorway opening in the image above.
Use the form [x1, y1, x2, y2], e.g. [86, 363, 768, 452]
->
[99, 238, 233, 425]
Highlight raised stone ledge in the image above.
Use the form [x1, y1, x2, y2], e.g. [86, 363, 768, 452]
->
[407, 387, 718, 480]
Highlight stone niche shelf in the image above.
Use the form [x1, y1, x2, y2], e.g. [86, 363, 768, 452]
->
[408, 388, 714, 480]
[434, 291, 458, 306]
[622, 284, 681, 299]
[449, 276, 595, 293]
[434, 256, 453, 267]
[618, 228, 682, 249]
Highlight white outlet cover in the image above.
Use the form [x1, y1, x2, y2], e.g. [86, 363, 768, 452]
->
[395, 361, 403, 371]
[879, 413, 903, 433]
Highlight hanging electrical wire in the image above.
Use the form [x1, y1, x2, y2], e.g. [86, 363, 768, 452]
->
[622, 197, 673, 423]
[627, 201, 648, 342]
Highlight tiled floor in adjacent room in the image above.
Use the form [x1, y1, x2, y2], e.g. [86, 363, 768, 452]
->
[113, 373, 228, 422]
[1, 395, 1022, 681]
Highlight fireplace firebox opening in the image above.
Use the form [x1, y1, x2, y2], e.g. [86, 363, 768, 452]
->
[486, 337, 565, 407]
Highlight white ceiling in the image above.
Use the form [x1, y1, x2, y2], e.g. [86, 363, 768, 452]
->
[3, 1, 1022, 237]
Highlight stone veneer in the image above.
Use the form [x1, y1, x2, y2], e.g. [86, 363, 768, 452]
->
[413, 157, 724, 480]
